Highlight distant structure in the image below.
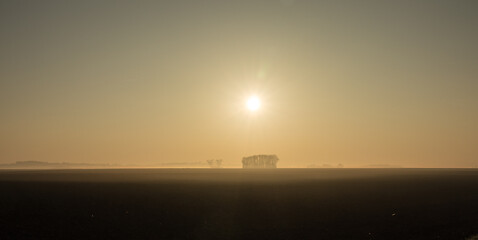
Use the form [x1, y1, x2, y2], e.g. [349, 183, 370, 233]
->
[207, 159, 223, 168]
[242, 155, 279, 168]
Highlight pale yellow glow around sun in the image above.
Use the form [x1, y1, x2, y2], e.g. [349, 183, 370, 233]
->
[246, 96, 261, 111]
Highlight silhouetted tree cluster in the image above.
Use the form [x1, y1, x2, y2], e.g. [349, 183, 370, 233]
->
[242, 155, 279, 168]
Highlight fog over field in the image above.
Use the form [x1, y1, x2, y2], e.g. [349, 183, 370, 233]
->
[2, 1, 478, 239]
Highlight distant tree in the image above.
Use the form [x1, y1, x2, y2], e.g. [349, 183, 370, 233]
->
[207, 160, 214, 168]
[207, 159, 223, 168]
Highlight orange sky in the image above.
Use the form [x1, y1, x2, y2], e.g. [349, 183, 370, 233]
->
[1, 0, 477, 167]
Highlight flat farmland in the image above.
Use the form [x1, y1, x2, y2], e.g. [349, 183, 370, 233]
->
[0, 169, 477, 239]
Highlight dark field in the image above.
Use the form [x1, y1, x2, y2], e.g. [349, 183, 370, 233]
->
[1, 169, 477, 239]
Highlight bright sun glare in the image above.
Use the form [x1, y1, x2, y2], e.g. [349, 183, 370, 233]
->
[246, 96, 261, 111]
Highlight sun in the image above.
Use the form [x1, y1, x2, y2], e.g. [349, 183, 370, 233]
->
[246, 96, 261, 111]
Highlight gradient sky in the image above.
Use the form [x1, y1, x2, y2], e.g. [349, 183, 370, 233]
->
[1, 0, 477, 167]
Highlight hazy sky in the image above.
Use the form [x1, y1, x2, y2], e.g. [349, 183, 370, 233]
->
[1, 0, 477, 167]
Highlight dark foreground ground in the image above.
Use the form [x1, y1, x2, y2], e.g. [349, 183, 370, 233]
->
[0, 169, 477, 240]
